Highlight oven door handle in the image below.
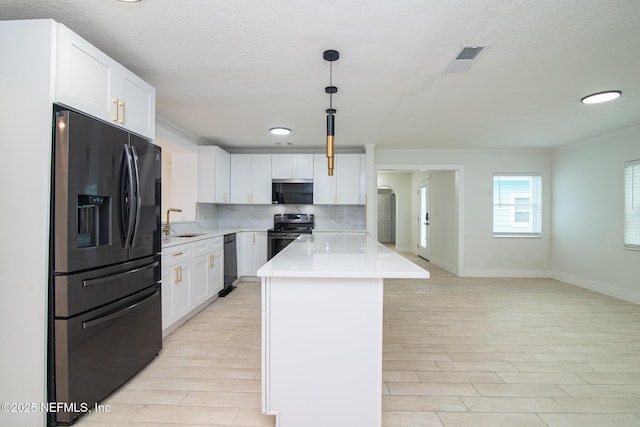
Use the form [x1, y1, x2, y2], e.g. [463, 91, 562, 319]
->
[81, 289, 159, 330]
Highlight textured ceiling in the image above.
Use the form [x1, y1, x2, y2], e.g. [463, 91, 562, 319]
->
[2, 0, 640, 150]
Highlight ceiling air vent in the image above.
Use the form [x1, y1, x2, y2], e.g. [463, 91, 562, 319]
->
[445, 45, 488, 72]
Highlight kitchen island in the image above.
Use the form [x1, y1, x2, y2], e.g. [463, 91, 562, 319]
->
[257, 232, 429, 427]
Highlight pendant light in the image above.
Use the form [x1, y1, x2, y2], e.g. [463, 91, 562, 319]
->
[324, 49, 339, 176]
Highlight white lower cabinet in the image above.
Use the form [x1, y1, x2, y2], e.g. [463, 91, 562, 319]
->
[209, 249, 224, 295]
[161, 236, 224, 334]
[238, 231, 268, 277]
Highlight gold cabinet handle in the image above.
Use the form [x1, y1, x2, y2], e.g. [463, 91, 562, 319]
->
[172, 251, 183, 257]
[112, 98, 119, 122]
[208, 254, 214, 269]
[119, 100, 125, 124]
[174, 266, 179, 284]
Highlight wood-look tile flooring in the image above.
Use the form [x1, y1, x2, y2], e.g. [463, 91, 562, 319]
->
[76, 255, 640, 427]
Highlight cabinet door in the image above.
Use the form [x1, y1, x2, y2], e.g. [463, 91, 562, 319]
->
[240, 232, 258, 276]
[120, 70, 156, 139]
[273, 154, 313, 180]
[56, 24, 155, 139]
[337, 154, 362, 205]
[313, 154, 337, 204]
[216, 149, 230, 203]
[173, 263, 191, 319]
[255, 232, 268, 270]
[56, 24, 117, 124]
[271, 154, 292, 179]
[292, 154, 314, 179]
[192, 254, 209, 307]
[231, 155, 251, 203]
[161, 267, 175, 330]
[250, 154, 272, 203]
[209, 250, 224, 295]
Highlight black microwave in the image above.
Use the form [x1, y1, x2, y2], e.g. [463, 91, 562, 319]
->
[272, 180, 314, 204]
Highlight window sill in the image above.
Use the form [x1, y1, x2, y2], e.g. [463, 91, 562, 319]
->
[493, 233, 542, 238]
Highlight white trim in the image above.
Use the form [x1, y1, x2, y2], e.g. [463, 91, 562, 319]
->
[551, 271, 640, 305]
[460, 268, 551, 278]
[427, 255, 458, 275]
[394, 246, 414, 254]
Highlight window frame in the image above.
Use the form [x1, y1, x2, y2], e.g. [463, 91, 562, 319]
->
[624, 159, 640, 250]
[493, 173, 542, 238]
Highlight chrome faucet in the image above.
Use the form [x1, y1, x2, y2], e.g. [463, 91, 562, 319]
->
[163, 208, 182, 236]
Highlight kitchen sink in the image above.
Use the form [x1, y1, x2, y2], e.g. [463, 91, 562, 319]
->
[173, 233, 205, 238]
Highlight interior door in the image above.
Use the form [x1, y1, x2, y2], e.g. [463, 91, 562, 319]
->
[418, 178, 430, 260]
[378, 192, 393, 243]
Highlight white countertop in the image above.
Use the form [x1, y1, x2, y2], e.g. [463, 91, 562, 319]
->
[257, 233, 430, 279]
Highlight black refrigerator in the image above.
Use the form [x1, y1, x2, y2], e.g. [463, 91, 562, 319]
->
[48, 107, 162, 425]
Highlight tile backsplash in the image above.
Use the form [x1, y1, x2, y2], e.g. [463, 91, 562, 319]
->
[197, 203, 366, 231]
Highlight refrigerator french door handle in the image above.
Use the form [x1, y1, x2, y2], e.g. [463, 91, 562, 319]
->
[81, 289, 160, 330]
[81, 261, 159, 288]
[129, 146, 142, 247]
[121, 145, 136, 248]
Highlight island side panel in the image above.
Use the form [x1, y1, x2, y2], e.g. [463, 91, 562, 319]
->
[262, 276, 384, 427]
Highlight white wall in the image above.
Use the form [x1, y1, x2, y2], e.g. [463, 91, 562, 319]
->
[0, 19, 56, 427]
[551, 125, 640, 303]
[377, 172, 413, 252]
[156, 125, 199, 222]
[376, 148, 552, 277]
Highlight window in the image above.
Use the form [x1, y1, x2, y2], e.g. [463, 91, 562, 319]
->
[493, 174, 542, 236]
[625, 160, 640, 249]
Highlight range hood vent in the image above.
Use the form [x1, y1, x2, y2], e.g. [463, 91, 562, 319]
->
[445, 45, 488, 72]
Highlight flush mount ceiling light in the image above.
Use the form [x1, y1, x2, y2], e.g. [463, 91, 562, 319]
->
[324, 49, 339, 176]
[581, 90, 622, 104]
[270, 127, 291, 135]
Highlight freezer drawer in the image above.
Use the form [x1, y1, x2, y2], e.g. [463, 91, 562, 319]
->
[53, 284, 161, 424]
[54, 255, 160, 317]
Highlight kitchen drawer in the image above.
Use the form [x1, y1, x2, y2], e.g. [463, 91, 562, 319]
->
[193, 236, 224, 256]
[161, 243, 192, 268]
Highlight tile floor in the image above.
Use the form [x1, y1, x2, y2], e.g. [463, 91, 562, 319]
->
[75, 255, 640, 427]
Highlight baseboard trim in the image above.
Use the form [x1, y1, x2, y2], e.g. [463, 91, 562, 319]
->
[550, 271, 640, 305]
[427, 255, 457, 275]
[459, 268, 551, 278]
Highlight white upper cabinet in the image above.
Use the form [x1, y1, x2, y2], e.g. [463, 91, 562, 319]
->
[230, 154, 272, 204]
[271, 154, 314, 180]
[55, 24, 156, 139]
[313, 153, 364, 205]
[197, 146, 231, 203]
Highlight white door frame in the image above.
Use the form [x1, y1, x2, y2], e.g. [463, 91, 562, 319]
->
[418, 178, 430, 260]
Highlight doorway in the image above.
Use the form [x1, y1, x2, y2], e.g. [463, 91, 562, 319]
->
[374, 167, 462, 276]
[418, 178, 430, 260]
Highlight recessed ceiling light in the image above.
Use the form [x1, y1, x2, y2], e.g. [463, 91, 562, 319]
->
[270, 127, 291, 135]
[581, 91, 622, 104]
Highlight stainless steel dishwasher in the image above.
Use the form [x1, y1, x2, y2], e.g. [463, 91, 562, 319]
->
[219, 233, 237, 297]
